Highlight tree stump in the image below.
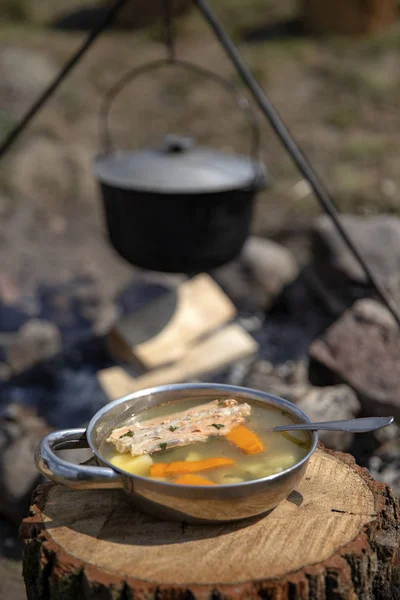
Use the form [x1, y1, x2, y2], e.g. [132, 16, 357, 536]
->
[302, 0, 396, 35]
[20, 447, 400, 600]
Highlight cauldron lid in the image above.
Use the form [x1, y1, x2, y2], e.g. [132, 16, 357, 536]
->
[94, 135, 267, 194]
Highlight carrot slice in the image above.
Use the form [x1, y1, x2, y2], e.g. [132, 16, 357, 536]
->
[225, 425, 264, 454]
[175, 474, 215, 486]
[150, 457, 234, 478]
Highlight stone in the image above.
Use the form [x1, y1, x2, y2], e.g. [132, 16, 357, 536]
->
[247, 358, 311, 391]
[309, 299, 400, 420]
[246, 361, 360, 451]
[6, 319, 61, 374]
[0, 273, 18, 305]
[0, 47, 57, 120]
[242, 237, 299, 308]
[211, 259, 267, 311]
[369, 437, 400, 497]
[310, 214, 400, 314]
[213, 238, 300, 312]
[72, 277, 118, 336]
[312, 215, 400, 284]
[373, 420, 399, 446]
[0, 404, 51, 524]
[0, 363, 12, 382]
[295, 384, 361, 451]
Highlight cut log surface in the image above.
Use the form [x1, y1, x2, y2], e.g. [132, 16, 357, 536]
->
[21, 448, 400, 600]
[99, 323, 258, 401]
[111, 273, 237, 370]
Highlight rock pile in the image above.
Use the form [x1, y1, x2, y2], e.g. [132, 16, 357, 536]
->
[310, 214, 400, 314]
[309, 298, 400, 420]
[0, 218, 399, 537]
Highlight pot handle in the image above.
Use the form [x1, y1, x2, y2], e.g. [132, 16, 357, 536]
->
[36, 428, 124, 490]
[99, 58, 264, 189]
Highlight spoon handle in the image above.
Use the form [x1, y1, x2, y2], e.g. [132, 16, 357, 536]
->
[272, 416, 394, 433]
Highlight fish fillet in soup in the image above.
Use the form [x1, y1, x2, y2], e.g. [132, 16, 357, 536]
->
[106, 399, 250, 456]
[101, 397, 310, 485]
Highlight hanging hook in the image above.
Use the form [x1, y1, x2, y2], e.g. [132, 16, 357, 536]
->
[163, 0, 176, 61]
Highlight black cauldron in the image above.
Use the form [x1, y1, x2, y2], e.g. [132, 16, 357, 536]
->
[95, 60, 269, 274]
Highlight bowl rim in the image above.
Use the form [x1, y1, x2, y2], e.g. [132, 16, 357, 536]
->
[87, 382, 319, 489]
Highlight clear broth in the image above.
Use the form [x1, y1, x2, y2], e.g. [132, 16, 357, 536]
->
[99, 398, 310, 485]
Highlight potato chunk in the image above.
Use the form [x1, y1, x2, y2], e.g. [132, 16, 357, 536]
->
[109, 453, 153, 476]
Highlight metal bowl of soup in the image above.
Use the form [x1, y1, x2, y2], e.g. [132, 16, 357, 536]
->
[36, 383, 318, 523]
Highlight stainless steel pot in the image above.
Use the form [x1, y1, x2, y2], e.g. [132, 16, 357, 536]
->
[36, 383, 318, 523]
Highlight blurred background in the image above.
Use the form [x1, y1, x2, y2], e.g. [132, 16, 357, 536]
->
[0, 0, 399, 288]
[0, 1, 399, 598]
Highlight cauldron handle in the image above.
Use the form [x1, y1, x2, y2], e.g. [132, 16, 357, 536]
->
[98, 58, 264, 189]
[36, 429, 124, 490]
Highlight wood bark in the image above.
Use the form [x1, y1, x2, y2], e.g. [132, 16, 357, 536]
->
[20, 447, 400, 600]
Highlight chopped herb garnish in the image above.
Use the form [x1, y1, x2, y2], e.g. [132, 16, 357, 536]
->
[217, 400, 225, 407]
[169, 426, 178, 432]
[159, 442, 168, 451]
[211, 424, 225, 430]
[121, 431, 134, 438]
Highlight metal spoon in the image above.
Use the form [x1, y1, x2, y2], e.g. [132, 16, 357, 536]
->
[272, 416, 394, 434]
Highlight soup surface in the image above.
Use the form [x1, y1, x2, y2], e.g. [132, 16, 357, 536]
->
[99, 397, 310, 485]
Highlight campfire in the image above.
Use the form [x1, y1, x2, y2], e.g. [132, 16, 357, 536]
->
[10, 215, 399, 598]
[1, 213, 399, 534]
[0, 1, 399, 597]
